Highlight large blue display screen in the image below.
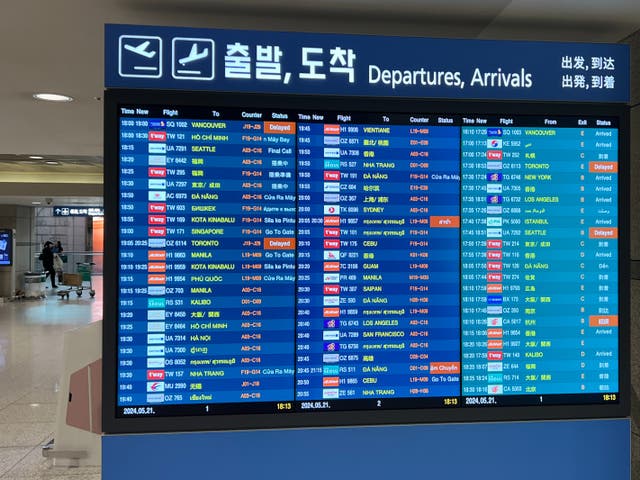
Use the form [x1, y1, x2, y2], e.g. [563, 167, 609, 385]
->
[110, 94, 622, 426]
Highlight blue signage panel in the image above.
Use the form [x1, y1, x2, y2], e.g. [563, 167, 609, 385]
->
[53, 206, 104, 217]
[105, 24, 629, 103]
[103, 419, 631, 480]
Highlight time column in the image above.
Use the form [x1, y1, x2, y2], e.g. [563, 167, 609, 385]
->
[118, 114, 156, 406]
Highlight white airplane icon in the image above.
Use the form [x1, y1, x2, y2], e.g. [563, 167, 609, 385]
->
[179, 43, 209, 65]
[124, 41, 156, 58]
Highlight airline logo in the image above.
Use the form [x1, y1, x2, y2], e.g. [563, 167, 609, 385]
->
[146, 393, 165, 403]
[487, 363, 503, 373]
[487, 128, 503, 137]
[324, 193, 340, 203]
[148, 250, 167, 261]
[148, 143, 167, 154]
[486, 217, 502, 227]
[324, 147, 340, 158]
[487, 273, 502, 282]
[148, 238, 167, 248]
[148, 215, 167, 225]
[487, 172, 503, 182]
[324, 159, 341, 169]
[323, 296, 340, 306]
[323, 330, 340, 341]
[147, 345, 165, 356]
[488, 373, 503, 383]
[148, 191, 167, 202]
[486, 150, 503, 160]
[147, 357, 166, 368]
[149, 131, 167, 142]
[324, 319, 340, 329]
[324, 136, 340, 146]
[323, 365, 340, 375]
[323, 353, 339, 363]
[487, 284, 503, 293]
[148, 286, 166, 296]
[147, 322, 166, 333]
[148, 274, 166, 285]
[486, 184, 503, 194]
[147, 333, 165, 344]
[324, 216, 341, 226]
[148, 155, 167, 166]
[148, 179, 166, 189]
[148, 227, 166, 237]
[487, 306, 503, 314]
[148, 298, 166, 308]
[147, 370, 165, 380]
[487, 138, 503, 149]
[487, 328, 503, 338]
[324, 182, 340, 192]
[486, 228, 502, 238]
[324, 342, 339, 351]
[486, 161, 503, 170]
[147, 263, 167, 273]
[322, 388, 340, 399]
[324, 228, 340, 237]
[323, 307, 340, 317]
[324, 239, 340, 249]
[324, 171, 341, 181]
[323, 273, 340, 283]
[486, 205, 503, 215]
[487, 250, 503, 260]
[324, 285, 340, 295]
[487, 295, 503, 305]
[148, 203, 167, 213]
[324, 124, 341, 135]
[147, 309, 165, 320]
[324, 250, 340, 260]
[324, 262, 340, 272]
[324, 205, 340, 215]
[486, 195, 503, 204]
[488, 385, 504, 395]
[147, 381, 165, 392]
[148, 167, 167, 178]
[487, 239, 503, 249]
[487, 351, 503, 360]
[487, 339, 503, 349]
[149, 120, 166, 129]
[487, 262, 502, 271]
[323, 377, 340, 387]
[487, 317, 503, 327]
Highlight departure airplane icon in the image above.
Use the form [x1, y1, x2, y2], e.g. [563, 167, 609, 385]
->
[179, 43, 209, 65]
[124, 41, 157, 58]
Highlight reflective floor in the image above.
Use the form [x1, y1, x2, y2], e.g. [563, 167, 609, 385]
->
[0, 277, 102, 479]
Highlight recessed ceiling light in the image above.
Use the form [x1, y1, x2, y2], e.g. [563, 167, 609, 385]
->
[45, 161, 60, 165]
[33, 93, 73, 102]
[29, 155, 44, 159]
[31, 201, 41, 205]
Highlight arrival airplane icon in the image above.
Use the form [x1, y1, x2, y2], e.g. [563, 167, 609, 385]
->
[172, 37, 215, 80]
[179, 43, 209, 66]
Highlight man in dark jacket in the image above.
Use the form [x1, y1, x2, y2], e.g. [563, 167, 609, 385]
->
[40, 241, 57, 288]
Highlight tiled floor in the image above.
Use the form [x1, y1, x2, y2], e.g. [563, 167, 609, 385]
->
[0, 277, 102, 479]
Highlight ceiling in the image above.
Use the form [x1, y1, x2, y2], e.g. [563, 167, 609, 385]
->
[0, 0, 639, 206]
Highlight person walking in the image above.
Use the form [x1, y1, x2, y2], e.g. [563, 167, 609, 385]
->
[40, 241, 57, 288]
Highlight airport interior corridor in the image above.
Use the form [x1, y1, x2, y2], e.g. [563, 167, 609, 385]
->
[0, 277, 102, 479]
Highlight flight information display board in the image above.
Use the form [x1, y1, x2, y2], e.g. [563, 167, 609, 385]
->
[103, 91, 628, 433]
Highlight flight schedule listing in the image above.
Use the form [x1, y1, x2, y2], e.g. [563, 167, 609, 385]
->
[116, 103, 620, 417]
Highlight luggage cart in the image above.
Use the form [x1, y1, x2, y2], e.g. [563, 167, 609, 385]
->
[57, 262, 96, 299]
